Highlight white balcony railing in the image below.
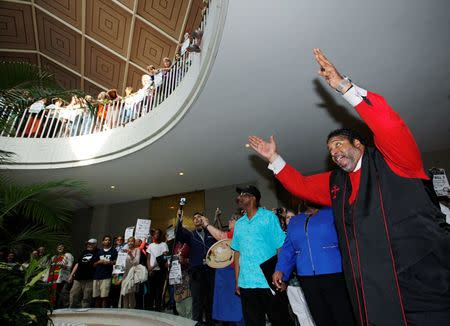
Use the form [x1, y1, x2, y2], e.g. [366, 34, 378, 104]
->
[0, 0, 229, 169]
[1, 50, 193, 139]
[0, 3, 211, 139]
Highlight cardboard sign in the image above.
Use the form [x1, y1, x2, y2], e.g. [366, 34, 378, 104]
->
[112, 252, 127, 274]
[124, 226, 135, 241]
[431, 168, 450, 196]
[169, 259, 182, 285]
[135, 219, 151, 241]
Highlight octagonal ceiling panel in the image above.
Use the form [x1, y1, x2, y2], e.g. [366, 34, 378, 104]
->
[41, 56, 81, 90]
[85, 39, 125, 91]
[36, 9, 81, 72]
[35, 0, 82, 29]
[0, 0, 205, 95]
[117, 0, 135, 11]
[86, 0, 132, 57]
[126, 64, 146, 92]
[0, 2, 35, 50]
[184, 0, 205, 34]
[130, 19, 177, 68]
[137, 0, 190, 40]
[84, 80, 105, 98]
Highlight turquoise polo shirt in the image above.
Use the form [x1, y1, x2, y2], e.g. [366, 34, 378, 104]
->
[231, 207, 285, 289]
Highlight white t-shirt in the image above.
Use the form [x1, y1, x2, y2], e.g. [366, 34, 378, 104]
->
[146, 242, 169, 270]
[440, 203, 450, 224]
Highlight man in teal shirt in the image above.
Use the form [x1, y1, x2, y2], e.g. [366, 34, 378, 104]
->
[231, 185, 292, 326]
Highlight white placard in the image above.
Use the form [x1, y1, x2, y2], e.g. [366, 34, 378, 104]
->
[168, 259, 182, 285]
[112, 252, 127, 274]
[124, 226, 135, 241]
[166, 226, 175, 241]
[135, 219, 151, 241]
[431, 168, 450, 197]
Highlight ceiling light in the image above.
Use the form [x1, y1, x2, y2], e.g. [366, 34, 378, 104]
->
[245, 143, 250, 148]
[178, 172, 184, 176]
[169, 206, 175, 209]
[110, 185, 116, 189]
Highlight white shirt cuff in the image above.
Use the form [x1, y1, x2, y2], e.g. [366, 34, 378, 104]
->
[268, 155, 286, 174]
[342, 84, 368, 107]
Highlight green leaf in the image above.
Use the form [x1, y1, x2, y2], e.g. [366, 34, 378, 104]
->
[25, 298, 50, 305]
[21, 270, 46, 295]
[20, 311, 37, 322]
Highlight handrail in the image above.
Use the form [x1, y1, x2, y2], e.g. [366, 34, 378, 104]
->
[0, 0, 228, 169]
[0, 4, 209, 139]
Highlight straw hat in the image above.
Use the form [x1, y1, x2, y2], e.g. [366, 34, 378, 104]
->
[206, 239, 234, 268]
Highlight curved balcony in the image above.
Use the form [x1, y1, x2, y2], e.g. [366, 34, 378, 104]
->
[0, 0, 228, 169]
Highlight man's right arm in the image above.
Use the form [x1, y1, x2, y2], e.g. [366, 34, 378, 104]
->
[270, 155, 332, 206]
[175, 218, 190, 244]
[234, 251, 240, 295]
[248, 135, 332, 206]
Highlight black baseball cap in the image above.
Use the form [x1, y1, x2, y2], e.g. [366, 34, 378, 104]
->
[236, 185, 261, 203]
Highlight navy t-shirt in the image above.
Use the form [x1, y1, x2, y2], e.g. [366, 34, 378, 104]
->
[94, 247, 118, 280]
[74, 249, 98, 280]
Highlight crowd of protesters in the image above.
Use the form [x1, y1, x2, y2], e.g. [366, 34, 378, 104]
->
[15, 23, 206, 139]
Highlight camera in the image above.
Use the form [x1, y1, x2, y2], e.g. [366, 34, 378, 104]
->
[179, 197, 187, 206]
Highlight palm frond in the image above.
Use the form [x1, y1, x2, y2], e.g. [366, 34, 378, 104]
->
[6, 225, 70, 250]
[0, 61, 86, 112]
[0, 62, 58, 90]
[0, 179, 87, 226]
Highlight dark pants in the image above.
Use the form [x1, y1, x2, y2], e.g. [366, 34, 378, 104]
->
[399, 250, 450, 325]
[149, 270, 165, 311]
[109, 283, 121, 308]
[240, 288, 295, 326]
[135, 280, 149, 310]
[298, 273, 356, 326]
[189, 265, 215, 324]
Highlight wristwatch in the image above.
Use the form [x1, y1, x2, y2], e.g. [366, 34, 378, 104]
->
[336, 76, 352, 94]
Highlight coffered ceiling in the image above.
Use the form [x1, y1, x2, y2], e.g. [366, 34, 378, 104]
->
[0, 0, 204, 95]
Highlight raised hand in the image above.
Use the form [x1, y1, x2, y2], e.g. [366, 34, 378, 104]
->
[248, 135, 278, 163]
[200, 216, 210, 227]
[313, 48, 349, 92]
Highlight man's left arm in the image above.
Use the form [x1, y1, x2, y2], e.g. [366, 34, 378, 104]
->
[343, 86, 428, 179]
[313, 48, 427, 179]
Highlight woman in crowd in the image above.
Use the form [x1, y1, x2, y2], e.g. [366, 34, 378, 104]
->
[273, 204, 355, 326]
[201, 211, 245, 326]
[121, 237, 141, 309]
[281, 209, 315, 326]
[47, 244, 74, 307]
[147, 229, 169, 311]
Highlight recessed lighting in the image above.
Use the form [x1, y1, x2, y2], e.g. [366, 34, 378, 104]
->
[178, 172, 184, 176]
[169, 206, 175, 209]
[245, 143, 250, 148]
[110, 185, 116, 189]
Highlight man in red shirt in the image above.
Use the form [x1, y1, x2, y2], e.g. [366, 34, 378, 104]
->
[249, 49, 450, 326]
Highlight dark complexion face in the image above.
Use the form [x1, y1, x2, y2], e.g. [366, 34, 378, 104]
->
[327, 136, 364, 172]
[102, 237, 111, 248]
[152, 230, 162, 243]
[236, 193, 255, 210]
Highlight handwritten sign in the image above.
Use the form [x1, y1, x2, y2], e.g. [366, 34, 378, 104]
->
[135, 219, 151, 241]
